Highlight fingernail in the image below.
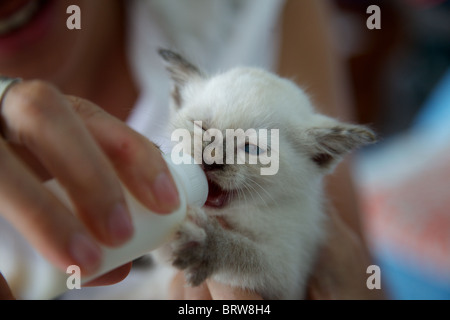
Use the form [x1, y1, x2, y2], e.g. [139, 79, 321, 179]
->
[151, 171, 180, 213]
[69, 233, 102, 275]
[108, 203, 134, 246]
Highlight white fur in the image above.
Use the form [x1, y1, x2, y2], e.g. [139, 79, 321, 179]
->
[158, 52, 375, 299]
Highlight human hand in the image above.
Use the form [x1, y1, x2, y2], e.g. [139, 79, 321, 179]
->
[169, 271, 263, 300]
[0, 80, 180, 284]
[0, 263, 133, 300]
[306, 208, 385, 300]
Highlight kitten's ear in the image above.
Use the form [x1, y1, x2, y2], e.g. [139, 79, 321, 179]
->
[303, 119, 377, 171]
[158, 48, 204, 108]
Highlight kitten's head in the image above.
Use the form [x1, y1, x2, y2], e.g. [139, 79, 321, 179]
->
[159, 49, 376, 209]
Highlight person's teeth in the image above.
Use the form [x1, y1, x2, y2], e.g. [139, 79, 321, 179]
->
[0, 1, 40, 36]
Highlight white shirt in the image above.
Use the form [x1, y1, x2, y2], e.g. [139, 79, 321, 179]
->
[125, 0, 285, 145]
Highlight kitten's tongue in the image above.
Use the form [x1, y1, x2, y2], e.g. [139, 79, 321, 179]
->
[205, 180, 229, 208]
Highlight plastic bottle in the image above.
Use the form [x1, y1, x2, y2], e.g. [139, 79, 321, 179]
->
[5, 154, 208, 300]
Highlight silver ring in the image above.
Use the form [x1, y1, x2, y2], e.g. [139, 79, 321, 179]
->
[0, 76, 21, 106]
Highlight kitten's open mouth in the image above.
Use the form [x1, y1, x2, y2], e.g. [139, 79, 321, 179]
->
[205, 179, 231, 208]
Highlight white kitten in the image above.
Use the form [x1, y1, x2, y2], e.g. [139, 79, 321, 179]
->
[157, 49, 375, 299]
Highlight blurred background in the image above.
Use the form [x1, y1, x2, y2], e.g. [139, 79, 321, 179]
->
[2, 0, 446, 300]
[331, 0, 450, 299]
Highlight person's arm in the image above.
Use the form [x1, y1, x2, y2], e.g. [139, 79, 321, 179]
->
[278, 0, 360, 232]
[277, 0, 384, 299]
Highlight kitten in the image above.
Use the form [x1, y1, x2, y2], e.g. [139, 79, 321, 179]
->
[157, 49, 376, 299]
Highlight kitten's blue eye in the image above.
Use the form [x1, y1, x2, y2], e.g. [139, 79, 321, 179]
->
[244, 143, 262, 156]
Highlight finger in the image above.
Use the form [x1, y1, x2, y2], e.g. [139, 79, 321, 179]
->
[6, 143, 50, 181]
[0, 139, 102, 275]
[169, 271, 185, 299]
[169, 271, 187, 299]
[0, 272, 15, 300]
[1, 81, 133, 247]
[169, 272, 212, 300]
[183, 282, 212, 300]
[83, 262, 132, 287]
[206, 279, 263, 300]
[67, 95, 180, 214]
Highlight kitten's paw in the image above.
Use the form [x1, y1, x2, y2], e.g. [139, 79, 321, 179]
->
[172, 219, 205, 263]
[184, 264, 210, 286]
[171, 207, 217, 286]
[171, 208, 207, 268]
